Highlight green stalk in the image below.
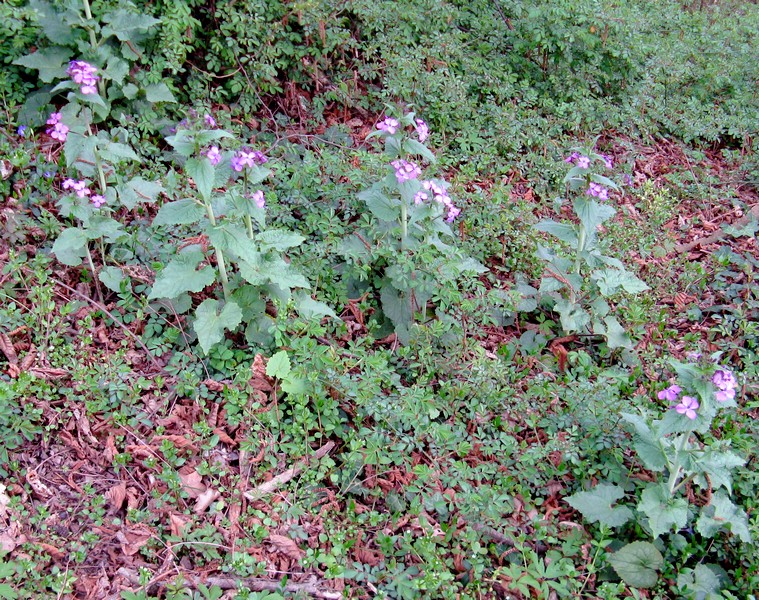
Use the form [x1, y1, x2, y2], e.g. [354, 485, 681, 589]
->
[573, 224, 586, 275]
[93, 147, 107, 194]
[204, 201, 232, 302]
[243, 171, 254, 239]
[400, 201, 408, 247]
[667, 430, 693, 497]
[81, 0, 99, 50]
[84, 243, 103, 304]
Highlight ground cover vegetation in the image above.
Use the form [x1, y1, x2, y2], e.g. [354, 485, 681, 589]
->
[0, 0, 757, 597]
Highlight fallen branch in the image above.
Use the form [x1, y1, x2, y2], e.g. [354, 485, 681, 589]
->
[244, 441, 335, 500]
[675, 203, 759, 253]
[117, 568, 342, 599]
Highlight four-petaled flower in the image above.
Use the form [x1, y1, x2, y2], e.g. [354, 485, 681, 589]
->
[67, 61, 99, 94]
[91, 194, 106, 208]
[577, 155, 590, 169]
[62, 178, 91, 198]
[712, 369, 737, 402]
[205, 146, 222, 166]
[376, 117, 399, 135]
[415, 119, 429, 143]
[46, 113, 69, 142]
[564, 152, 580, 163]
[586, 182, 609, 201]
[252, 190, 266, 209]
[600, 154, 613, 169]
[674, 395, 699, 420]
[204, 114, 216, 128]
[231, 149, 267, 172]
[657, 384, 682, 402]
[391, 159, 421, 183]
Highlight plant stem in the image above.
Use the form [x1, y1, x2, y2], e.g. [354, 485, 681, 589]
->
[400, 200, 408, 247]
[93, 147, 107, 194]
[574, 225, 586, 274]
[84, 243, 103, 304]
[81, 0, 99, 49]
[667, 429, 693, 497]
[204, 201, 231, 302]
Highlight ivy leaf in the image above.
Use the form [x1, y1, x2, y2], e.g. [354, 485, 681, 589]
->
[51, 227, 88, 266]
[608, 541, 663, 589]
[696, 492, 752, 543]
[13, 48, 71, 82]
[637, 483, 689, 539]
[193, 299, 242, 355]
[565, 483, 633, 527]
[153, 198, 205, 226]
[265, 350, 291, 379]
[148, 251, 215, 300]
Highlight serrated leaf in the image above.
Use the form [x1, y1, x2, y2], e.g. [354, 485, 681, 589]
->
[29, 0, 77, 45]
[638, 483, 689, 538]
[574, 196, 616, 231]
[608, 541, 663, 589]
[594, 268, 649, 297]
[207, 223, 260, 264]
[266, 350, 291, 379]
[99, 141, 139, 163]
[64, 132, 97, 173]
[101, 9, 160, 41]
[153, 198, 205, 226]
[52, 227, 88, 266]
[565, 483, 633, 527]
[358, 187, 399, 221]
[85, 215, 124, 243]
[148, 251, 215, 300]
[696, 492, 751, 543]
[185, 157, 214, 201]
[604, 316, 633, 349]
[12, 48, 70, 82]
[555, 297, 591, 333]
[256, 229, 305, 251]
[99, 266, 127, 293]
[534, 220, 579, 245]
[402, 138, 436, 163]
[293, 293, 337, 320]
[694, 450, 745, 494]
[193, 299, 242, 355]
[381, 284, 413, 331]
[143, 82, 176, 103]
[676, 564, 725, 599]
[120, 177, 164, 209]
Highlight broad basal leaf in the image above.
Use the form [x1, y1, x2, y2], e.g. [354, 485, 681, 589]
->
[193, 299, 242, 355]
[256, 229, 305, 252]
[13, 48, 71, 82]
[148, 251, 215, 300]
[52, 227, 88, 266]
[637, 483, 689, 539]
[265, 350, 291, 380]
[608, 541, 664, 589]
[604, 315, 633, 349]
[696, 492, 751, 543]
[153, 198, 205, 226]
[565, 483, 633, 527]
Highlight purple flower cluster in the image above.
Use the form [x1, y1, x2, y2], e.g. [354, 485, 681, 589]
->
[391, 159, 421, 183]
[205, 146, 222, 166]
[421, 180, 461, 222]
[376, 117, 400, 135]
[63, 178, 106, 208]
[67, 61, 99, 95]
[231, 150, 267, 172]
[712, 369, 738, 402]
[586, 182, 609, 201]
[46, 113, 69, 142]
[658, 383, 699, 419]
[415, 119, 429, 143]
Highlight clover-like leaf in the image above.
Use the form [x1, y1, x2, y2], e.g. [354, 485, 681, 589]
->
[565, 483, 633, 527]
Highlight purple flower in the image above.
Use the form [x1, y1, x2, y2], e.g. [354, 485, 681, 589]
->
[657, 384, 682, 402]
[17, 125, 27, 137]
[252, 190, 266, 209]
[585, 182, 609, 201]
[63, 178, 91, 198]
[376, 117, 399, 135]
[712, 369, 737, 402]
[577, 155, 590, 169]
[48, 122, 69, 142]
[205, 146, 222, 166]
[674, 395, 699, 420]
[231, 149, 267, 172]
[445, 205, 461, 222]
[413, 190, 429, 205]
[600, 154, 613, 169]
[564, 152, 580, 164]
[415, 118, 429, 143]
[391, 159, 421, 183]
[204, 114, 216, 128]
[67, 60, 99, 94]
[91, 194, 106, 208]
[422, 180, 452, 207]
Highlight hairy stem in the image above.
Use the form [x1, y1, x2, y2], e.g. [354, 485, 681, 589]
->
[204, 202, 231, 301]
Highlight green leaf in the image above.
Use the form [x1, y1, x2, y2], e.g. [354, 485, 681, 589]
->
[207, 224, 260, 265]
[12, 48, 70, 82]
[594, 268, 649, 296]
[565, 483, 633, 527]
[193, 300, 242, 355]
[148, 251, 216, 300]
[185, 157, 214, 201]
[64, 132, 97, 174]
[694, 450, 745, 494]
[29, 0, 77, 45]
[119, 177, 164, 209]
[293, 293, 337, 320]
[534, 220, 578, 245]
[266, 350, 291, 379]
[101, 9, 161, 41]
[638, 483, 689, 538]
[621, 413, 668, 472]
[608, 541, 664, 589]
[143, 82, 176, 103]
[256, 229, 305, 252]
[358, 187, 399, 221]
[604, 316, 633, 349]
[402, 138, 436, 163]
[573, 196, 616, 231]
[554, 298, 591, 333]
[153, 198, 205, 226]
[99, 141, 139, 163]
[99, 266, 127, 293]
[696, 492, 752, 543]
[52, 227, 88, 266]
[677, 564, 725, 599]
[85, 215, 124, 243]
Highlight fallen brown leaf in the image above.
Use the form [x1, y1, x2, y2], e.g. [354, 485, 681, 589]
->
[105, 483, 127, 512]
[268, 534, 304, 562]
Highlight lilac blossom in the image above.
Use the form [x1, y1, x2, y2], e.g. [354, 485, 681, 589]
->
[46, 113, 69, 142]
[252, 190, 266, 209]
[657, 384, 682, 402]
[391, 159, 421, 183]
[586, 182, 609, 201]
[674, 395, 699, 420]
[712, 369, 738, 402]
[415, 119, 429, 143]
[204, 114, 216, 128]
[376, 117, 399, 135]
[62, 178, 91, 198]
[205, 146, 222, 166]
[91, 194, 106, 208]
[67, 60, 99, 94]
